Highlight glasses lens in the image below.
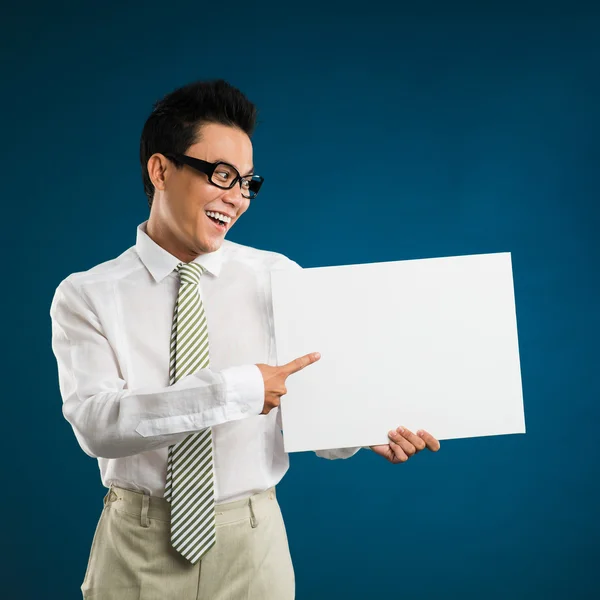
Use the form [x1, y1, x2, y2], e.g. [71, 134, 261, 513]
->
[210, 163, 238, 188]
[242, 175, 264, 199]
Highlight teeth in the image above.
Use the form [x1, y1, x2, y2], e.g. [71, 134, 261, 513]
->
[206, 211, 231, 224]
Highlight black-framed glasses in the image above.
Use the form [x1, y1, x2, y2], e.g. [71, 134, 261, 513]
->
[164, 153, 264, 200]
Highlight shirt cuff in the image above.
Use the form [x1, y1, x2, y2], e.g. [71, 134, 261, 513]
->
[315, 446, 362, 459]
[221, 364, 265, 417]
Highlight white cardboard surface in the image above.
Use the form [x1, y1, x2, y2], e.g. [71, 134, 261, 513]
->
[271, 252, 526, 452]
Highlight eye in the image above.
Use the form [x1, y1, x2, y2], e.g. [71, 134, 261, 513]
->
[241, 179, 251, 189]
[216, 170, 231, 181]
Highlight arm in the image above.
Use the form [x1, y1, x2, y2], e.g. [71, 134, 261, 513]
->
[50, 279, 264, 460]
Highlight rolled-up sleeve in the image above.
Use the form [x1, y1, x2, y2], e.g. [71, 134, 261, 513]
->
[50, 279, 264, 460]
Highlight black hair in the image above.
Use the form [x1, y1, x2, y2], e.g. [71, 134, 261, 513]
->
[139, 79, 258, 209]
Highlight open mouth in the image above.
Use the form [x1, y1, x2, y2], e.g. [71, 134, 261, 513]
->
[205, 211, 229, 231]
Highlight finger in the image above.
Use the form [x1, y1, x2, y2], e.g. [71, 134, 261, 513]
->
[282, 352, 321, 376]
[394, 426, 427, 453]
[417, 430, 441, 452]
[369, 444, 395, 462]
[389, 441, 409, 463]
[388, 429, 418, 456]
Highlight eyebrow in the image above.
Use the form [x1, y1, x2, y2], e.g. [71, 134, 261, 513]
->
[214, 158, 254, 177]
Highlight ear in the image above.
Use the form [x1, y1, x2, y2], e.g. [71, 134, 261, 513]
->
[147, 154, 171, 192]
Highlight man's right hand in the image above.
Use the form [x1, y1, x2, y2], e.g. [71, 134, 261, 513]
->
[256, 352, 321, 414]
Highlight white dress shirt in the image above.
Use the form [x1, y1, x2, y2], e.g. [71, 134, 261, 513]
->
[50, 221, 359, 503]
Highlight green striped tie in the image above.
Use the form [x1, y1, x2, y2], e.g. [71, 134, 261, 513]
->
[164, 262, 216, 564]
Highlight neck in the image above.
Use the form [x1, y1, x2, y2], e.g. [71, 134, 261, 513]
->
[146, 213, 201, 264]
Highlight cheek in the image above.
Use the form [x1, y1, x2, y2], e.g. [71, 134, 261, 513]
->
[168, 177, 195, 214]
[185, 179, 220, 211]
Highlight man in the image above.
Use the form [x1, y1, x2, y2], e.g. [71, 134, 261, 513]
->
[50, 79, 440, 600]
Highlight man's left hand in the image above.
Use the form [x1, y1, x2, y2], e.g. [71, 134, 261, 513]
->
[370, 426, 440, 464]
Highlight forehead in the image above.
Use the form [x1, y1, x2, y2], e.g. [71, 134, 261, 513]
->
[189, 122, 253, 172]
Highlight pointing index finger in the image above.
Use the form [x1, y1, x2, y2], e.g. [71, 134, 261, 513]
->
[282, 352, 321, 376]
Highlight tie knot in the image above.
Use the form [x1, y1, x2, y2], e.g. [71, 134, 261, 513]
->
[177, 262, 205, 285]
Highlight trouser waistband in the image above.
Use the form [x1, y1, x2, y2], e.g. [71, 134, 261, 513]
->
[103, 485, 277, 528]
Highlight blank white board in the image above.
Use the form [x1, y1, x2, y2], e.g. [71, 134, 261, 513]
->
[271, 252, 526, 453]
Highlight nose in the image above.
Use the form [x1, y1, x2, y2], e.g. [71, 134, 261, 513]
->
[220, 181, 246, 208]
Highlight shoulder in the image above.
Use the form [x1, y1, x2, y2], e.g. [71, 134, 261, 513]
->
[221, 239, 302, 271]
[52, 246, 141, 304]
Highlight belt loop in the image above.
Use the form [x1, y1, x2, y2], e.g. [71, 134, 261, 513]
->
[103, 485, 114, 507]
[249, 496, 258, 528]
[141, 493, 150, 528]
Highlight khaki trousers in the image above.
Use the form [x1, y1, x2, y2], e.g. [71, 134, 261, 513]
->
[81, 485, 295, 599]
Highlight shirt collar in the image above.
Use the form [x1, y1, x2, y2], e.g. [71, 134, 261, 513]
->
[135, 220, 224, 283]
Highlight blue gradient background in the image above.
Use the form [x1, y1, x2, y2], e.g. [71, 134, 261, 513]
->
[2, 1, 598, 598]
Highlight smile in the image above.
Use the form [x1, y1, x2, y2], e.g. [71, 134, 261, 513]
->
[205, 210, 231, 230]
